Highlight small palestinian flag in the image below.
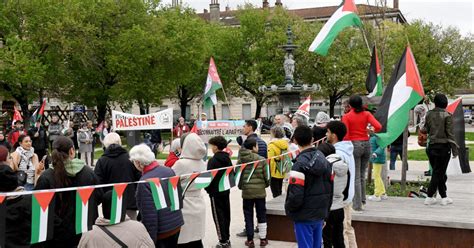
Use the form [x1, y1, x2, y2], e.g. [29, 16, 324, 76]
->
[375, 46, 425, 147]
[195, 171, 217, 189]
[31, 192, 55, 244]
[182, 173, 200, 196]
[168, 176, 183, 211]
[366, 45, 383, 97]
[147, 178, 168, 210]
[0, 195, 5, 248]
[234, 164, 248, 186]
[308, 0, 362, 55]
[218, 167, 235, 192]
[246, 161, 260, 183]
[30, 99, 47, 126]
[110, 184, 128, 225]
[265, 161, 271, 181]
[75, 187, 96, 234]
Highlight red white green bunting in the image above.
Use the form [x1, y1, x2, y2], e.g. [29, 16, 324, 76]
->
[75, 187, 95, 234]
[218, 167, 235, 192]
[147, 178, 168, 210]
[110, 184, 128, 225]
[168, 176, 182, 211]
[31, 192, 55, 244]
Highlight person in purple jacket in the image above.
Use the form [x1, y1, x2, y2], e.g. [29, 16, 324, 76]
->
[130, 144, 184, 247]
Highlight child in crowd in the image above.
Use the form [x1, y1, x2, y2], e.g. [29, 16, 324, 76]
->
[368, 133, 387, 201]
[237, 138, 270, 248]
[206, 136, 233, 248]
[318, 143, 349, 248]
[285, 126, 333, 248]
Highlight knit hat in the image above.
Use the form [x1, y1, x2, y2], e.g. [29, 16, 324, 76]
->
[316, 112, 330, 124]
[0, 146, 8, 162]
[0, 164, 19, 192]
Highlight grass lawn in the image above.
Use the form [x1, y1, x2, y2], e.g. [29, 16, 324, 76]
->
[407, 144, 474, 161]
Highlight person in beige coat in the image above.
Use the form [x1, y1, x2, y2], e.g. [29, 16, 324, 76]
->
[172, 133, 207, 247]
[78, 190, 154, 248]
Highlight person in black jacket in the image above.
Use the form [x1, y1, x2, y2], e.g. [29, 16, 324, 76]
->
[0, 148, 32, 248]
[285, 125, 333, 248]
[206, 136, 233, 248]
[28, 121, 49, 169]
[94, 133, 141, 220]
[35, 136, 101, 247]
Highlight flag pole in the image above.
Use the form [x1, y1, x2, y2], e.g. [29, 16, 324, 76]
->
[359, 27, 372, 56]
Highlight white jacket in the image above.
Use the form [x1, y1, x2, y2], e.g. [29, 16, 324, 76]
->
[326, 154, 349, 210]
[334, 141, 355, 206]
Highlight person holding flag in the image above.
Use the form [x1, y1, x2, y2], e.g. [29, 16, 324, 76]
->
[8, 106, 25, 146]
[28, 120, 49, 169]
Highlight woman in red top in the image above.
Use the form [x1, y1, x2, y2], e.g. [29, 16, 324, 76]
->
[342, 95, 382, 211]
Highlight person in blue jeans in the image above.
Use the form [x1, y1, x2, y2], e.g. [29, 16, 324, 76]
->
[285, 126, 333, 248]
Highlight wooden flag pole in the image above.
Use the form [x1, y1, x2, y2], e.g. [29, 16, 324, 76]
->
[359, 27, 372, 56]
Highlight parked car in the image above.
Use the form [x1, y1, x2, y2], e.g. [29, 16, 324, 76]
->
[464, 114, 472, 124]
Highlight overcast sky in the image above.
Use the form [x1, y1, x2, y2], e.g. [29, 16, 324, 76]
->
[162, 0, 473, 36]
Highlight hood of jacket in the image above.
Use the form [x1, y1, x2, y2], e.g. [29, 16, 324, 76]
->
[180, 133, 206, 160]
[212, 151, 231, 165]
[269, 139, 289, 151]
[238, 148, 259, 163]
[103, 144, 128, 158]
[326, 154, 348, 177]
[334, 141, 354, 164]
[65, 158, 85, 176]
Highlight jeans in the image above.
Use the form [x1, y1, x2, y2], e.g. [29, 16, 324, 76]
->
[427, 143, 451, 198]
[389, 144, 403, 170]
[373, 163, 386, 196]
[294, 220, 324, 248]
[177, 240, 202, 248]
[243, 198, 267, 240]
[352, 141, 371, 210]
[270, 177, 283, 198]
[323, 208, 345, 248]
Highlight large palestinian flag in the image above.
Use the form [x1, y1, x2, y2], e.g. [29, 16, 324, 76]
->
[203, 57, 223, 109]
[366, 45, 383, 97]
[446, 97, 470, 173]
[308, 0, 362, 56]
[75, 187, 96, 234]
[31, 192, 55, 244]
[374, 46, 425, 148]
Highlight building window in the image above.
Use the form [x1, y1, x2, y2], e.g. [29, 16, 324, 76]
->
[222, 104, 230, 120]
[242, 104, 251, 120]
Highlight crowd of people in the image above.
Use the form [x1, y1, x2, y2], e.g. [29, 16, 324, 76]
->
[0, 93, 459, 248]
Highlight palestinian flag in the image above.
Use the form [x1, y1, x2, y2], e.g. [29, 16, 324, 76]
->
[31, 192, 55, 244]
[246, 161, 260, 183]
[110, 184, 128, 225]
[295, 96, 311, 119]
[30, 99, 46, 125]
[366, 45, 383, 97]
[447, 97, 470, 173]
[218, 167, 235, 192]
[234, 164, 248, 186]
[147, 178, 168, 210]
[265, 161, 271, 181]
[374, 46, 425, 148]
[182, 173, 200, 196]
[195, 171, 217, 189]
[203, 57, 223, 109]
[168, 176, 183, 211]
[308, 0, 362, 55]
[75, 187, 96, 234]
[0, 195, 5, 248]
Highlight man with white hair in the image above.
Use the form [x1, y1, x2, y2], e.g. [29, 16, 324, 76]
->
[94, 133, 141, 220]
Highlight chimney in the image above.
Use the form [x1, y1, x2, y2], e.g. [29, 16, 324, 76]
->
[275, 0, 282, 7]
[210, 0, 220, 23]
[204, 9, 208, 13]
[171, 0, 178, 7]
[225, 5, 230, 12]
[393, 0, 399, 9]
[263, 0, 269, 9]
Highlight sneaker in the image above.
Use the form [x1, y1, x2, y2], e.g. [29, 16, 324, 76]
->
[381, 194, 389, 200]
[236, 229, 247, 237]
[368, 195, 382, 202]
[245, 240, 255, 248]
[352, 209, 364, 214]
[216, 241, 231, 248]
[424, 197, 437, 205]
[441, 197, 453, 206]
[260, 239, 269, 247]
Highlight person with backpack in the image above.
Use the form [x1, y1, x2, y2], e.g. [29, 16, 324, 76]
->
[267, 126, 290, 198]
[238, 138, 270, 247]
[285, 125, 333, 248]
[318, 143, 349, 248]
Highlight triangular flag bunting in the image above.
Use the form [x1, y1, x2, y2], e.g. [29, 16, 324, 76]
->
[234, 164, 247, 186]
[31, 192, 55, 244]
[194, 171, 215, 189]
[218, 167, 235, 192]
[110, 184, 127, 225]
[147, 178, 168, 210]
[75, 187, 95, 234]
[168, 176, 183, 211]
[246, 161, 260, 183]
[182, 173, 200, 196]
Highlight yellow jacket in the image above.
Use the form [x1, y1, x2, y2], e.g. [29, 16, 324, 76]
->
[267, 139, 289, 179]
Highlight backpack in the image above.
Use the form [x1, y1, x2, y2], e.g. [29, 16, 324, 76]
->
[274, 149, 293, 174]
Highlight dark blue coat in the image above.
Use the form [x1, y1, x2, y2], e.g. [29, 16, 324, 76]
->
[248, 133, 268, 159]
[136, 165, 184, 242]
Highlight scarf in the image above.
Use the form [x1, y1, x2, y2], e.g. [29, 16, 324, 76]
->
[15, 146, 35, 184]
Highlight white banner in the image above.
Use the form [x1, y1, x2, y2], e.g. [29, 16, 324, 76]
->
[112, 109, 173, 131]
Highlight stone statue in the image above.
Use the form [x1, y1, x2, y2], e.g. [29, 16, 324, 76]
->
[284, 53, 295, 81]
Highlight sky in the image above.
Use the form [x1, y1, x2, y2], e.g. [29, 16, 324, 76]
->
[162, 0, 473, 36]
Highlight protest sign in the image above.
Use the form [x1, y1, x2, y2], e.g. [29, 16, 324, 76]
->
[195, 120, 245, 142]
[112, 109, 173, 131]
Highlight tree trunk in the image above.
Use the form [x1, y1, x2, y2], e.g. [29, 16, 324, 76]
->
[137, 99, 149, 115]
[255, 97, 263, 119]
[96, 96, 108, 125]
[18, 98, 30, 129]
[212, 105, 217, 120]
[178, 87, 190, 119]
[329, 95, 337, 118]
